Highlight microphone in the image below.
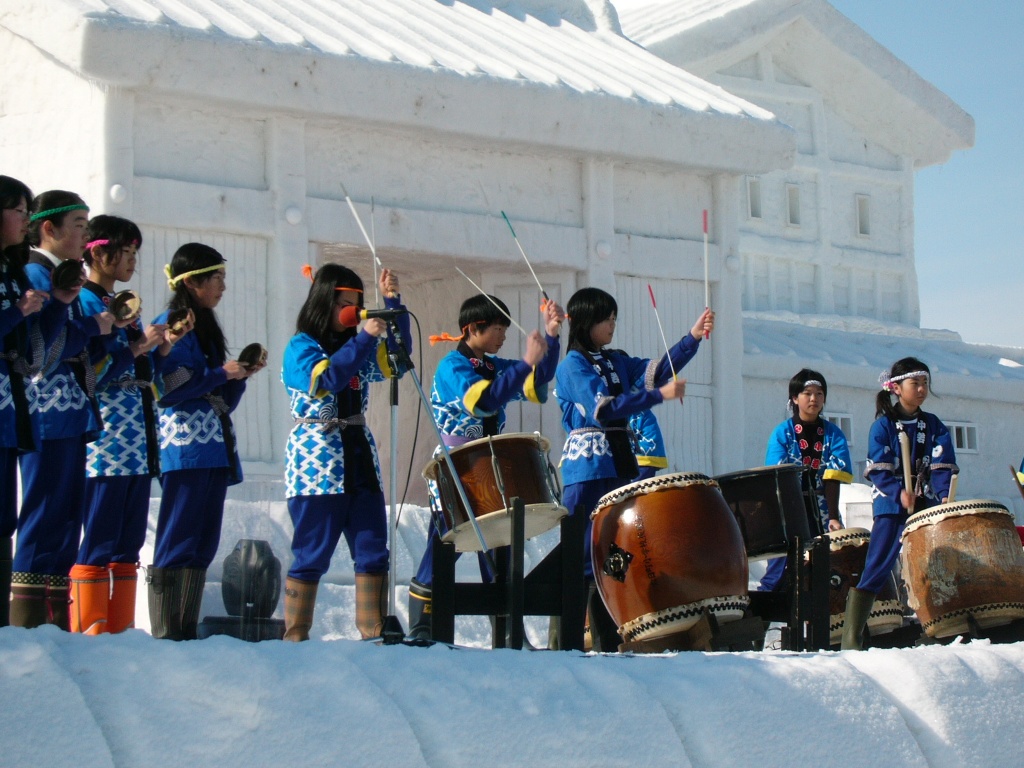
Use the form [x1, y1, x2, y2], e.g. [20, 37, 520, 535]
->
[338, 305, 408, 328]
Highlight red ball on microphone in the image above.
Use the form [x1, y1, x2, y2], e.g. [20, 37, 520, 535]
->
[338, 305, 362, 328]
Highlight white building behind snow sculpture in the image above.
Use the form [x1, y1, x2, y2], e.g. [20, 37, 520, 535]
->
[0, 0, 796, 505]
[617, 0, 1024, 515]
[2, 0, 1021, 516]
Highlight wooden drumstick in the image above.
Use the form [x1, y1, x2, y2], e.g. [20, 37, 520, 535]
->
[947, 473, 959, 503]
[898, 431, 914, 496]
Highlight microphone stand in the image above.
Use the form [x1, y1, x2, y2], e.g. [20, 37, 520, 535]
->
[379, 316, 496, 644]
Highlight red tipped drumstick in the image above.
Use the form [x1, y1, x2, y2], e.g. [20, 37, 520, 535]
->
[648, 283, 678, 383]
[702, 209, 710, 339]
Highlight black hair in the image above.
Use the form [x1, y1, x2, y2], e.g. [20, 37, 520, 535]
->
[167, 242, 228, 363]
[27, 190, 87, 247]
[788, 368, 828, 417]
[0, 175, 33, 274]
[876, 356, 931, 419]
[566, 287, 617, 353]
[83, 215, 142, 267]
[458, 294, 511, 339]
[295, 263, 365, 354]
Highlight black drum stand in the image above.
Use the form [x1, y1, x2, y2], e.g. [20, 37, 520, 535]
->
[430, 497, 587, 651]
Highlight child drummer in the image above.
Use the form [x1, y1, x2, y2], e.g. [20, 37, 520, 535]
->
[408, 292, 564, 640]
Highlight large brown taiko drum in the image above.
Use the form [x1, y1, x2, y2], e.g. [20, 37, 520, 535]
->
[423, 433, 566, 552]
[901, 499, 1024, 638]
[813, 528, 903, 645]
[591, 473, 749, 646]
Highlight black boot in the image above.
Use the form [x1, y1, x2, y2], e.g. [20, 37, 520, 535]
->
[407, 579, 432, 641]
[148, 567, 185, 640]
[0, 537, 12, 628]
[587, 583, 622, 653]
[46, 575, 70, 631]
[180, 568, 207, 640]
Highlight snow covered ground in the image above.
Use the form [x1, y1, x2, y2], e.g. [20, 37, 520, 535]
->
[2, 495, 1023, 767]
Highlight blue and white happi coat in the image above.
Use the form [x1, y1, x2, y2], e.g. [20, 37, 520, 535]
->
[152, 309, 245, 483]
[629, 408, 667, 471]
[283, 331, 395, 498]
[765, 417, 854, 527]
[24, 255, 100, 441]
[80, 287, 156, 477]
[864, 411, 957, 517]
[0, 264, 49, 449]
[555, 334, 701, 486]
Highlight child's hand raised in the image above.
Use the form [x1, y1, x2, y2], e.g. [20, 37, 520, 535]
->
[523, 330, 548, 367]
[379, 268, 399, 299]
[542, 299, 566, 336]
[659, 378, 686, 402]
[690, 308, 715, 340]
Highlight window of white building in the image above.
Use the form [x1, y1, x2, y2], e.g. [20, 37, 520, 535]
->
[947, 422, 979, 454]
[786, 184, 801, 227]
[825, 413, 853, 445]
[856, 194, 871, 237]
[747, 177, 762, 219]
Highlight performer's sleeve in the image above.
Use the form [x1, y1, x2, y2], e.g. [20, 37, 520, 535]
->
[929, 418, 958, 499]
[222, 378, 247, 413]
[155, 335, 229, 405]
[0, 305, 25, 339]
[558, 352, 661, 426]
[864, 420, 903, 501]
[643, 333, 702, 390]
[382, 294, 412, 369]
[765, 422, 791, 466]
[313, 331, 379, 395]
[93, 344, 135, 387]
[476, 358, 533, 413]
[822, 423, 854, 484]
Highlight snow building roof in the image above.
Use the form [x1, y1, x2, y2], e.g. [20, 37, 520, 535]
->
[743, 316, 1024, 403]
[0, 0, 796, 172]
[615, 0, 974, 167]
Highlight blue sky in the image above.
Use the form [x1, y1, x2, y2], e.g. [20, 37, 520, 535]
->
[829, 1, 1023, 348]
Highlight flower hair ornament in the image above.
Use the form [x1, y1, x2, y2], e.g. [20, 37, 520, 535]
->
[879, 369, 929, 393]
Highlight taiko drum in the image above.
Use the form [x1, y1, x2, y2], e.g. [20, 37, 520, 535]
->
[591, 473, 749, 645]
[901, 499, 1024, 637]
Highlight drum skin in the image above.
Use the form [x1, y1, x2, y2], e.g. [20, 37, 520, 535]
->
[422, 433, 566, 551]
[901, 499, 1024, 637]
[814, 528, 903, 645]
[715, 465, 817, 560]
[591, 473, 749, 644]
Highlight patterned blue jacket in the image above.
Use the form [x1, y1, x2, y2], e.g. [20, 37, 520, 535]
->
[81, 287, 158, 477]
[629, 408, 667, 471]
[864, 411, 957, 517]
[25, 256, 101, 441]
[765, 417, 853, 527]
[556, 334, 701, 486]
[152, 309, 245, 483]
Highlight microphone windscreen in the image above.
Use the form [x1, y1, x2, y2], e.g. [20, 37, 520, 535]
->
[338, 305, 361, 328]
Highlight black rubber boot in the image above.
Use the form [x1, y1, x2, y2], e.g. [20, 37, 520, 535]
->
[180, 568, 207, 640]
[840, 587, 877, 651]
[407, 579, 432, 641]
[10, 572, 47, 629]
[0, 537, 12, 628]
[148, 567, 185, 640]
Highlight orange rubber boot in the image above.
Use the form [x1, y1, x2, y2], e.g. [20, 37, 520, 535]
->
[69, 564, 110, 635]
[107, 563, 139, 634]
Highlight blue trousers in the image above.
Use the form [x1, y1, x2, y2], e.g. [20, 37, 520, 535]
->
[287, 488, 388, 581]
[15, 436, 86, 574]
[79, 474, 152, 566]
[857, 514, 907, 594]
[563, 477, 628, 580]
[1, 447, 18, 539]
[153, 468, 229, 569]
[412, 521, 496, 589]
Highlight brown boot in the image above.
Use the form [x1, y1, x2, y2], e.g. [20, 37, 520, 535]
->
[283, 577, 318, 642]
[46, 575, 71, 631]
[69, 564, 110, 635]
[107, 563, 139, 634]
[355, 572, 387, 640]
[10, 572, 47, 628]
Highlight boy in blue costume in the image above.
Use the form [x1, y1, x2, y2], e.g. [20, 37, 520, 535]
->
[408, 293, 564, 640]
